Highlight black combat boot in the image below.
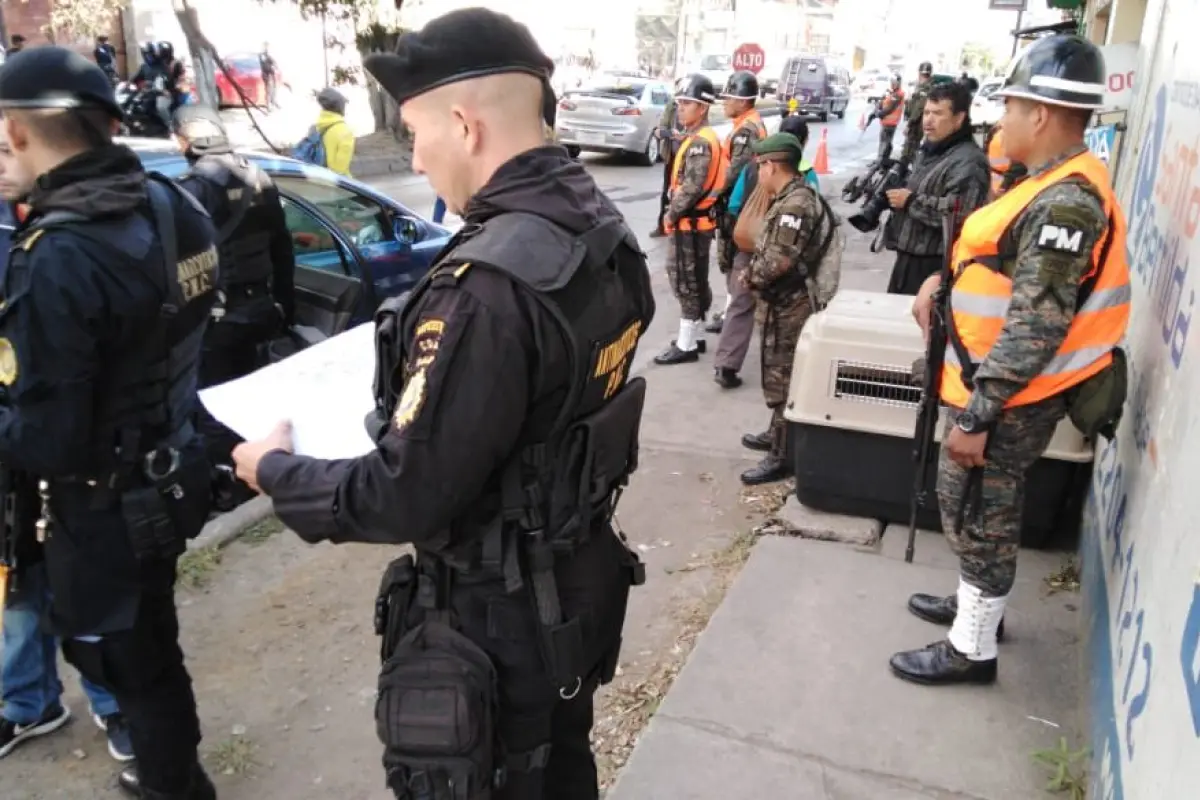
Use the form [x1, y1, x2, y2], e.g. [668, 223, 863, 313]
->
[119, 764, 217, 799]
[888, 639, 997, 686]
[654, 339, 706, 365]
[740, 455, 791, 485]
[705, 313, 724, 334]
[907, 593, 1006, 640]
[740, 431, 772, 452]
[714, 367, 742, 388]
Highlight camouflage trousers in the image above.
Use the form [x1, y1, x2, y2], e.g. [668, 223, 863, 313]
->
[757, 291, 812, 458]
[937, 396, 1067, 597]
[667, 228, 714, 320]
[899, 123, 922, 164]
[717, 229, 737, 275]
[877, 124, 896, 164]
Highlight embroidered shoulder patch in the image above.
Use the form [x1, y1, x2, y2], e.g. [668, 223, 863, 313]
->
[0, 338, 18, 386]
[1035, 223, 1084, 254]
[779, 214, 803, 230]
[393, 318, 445, 431]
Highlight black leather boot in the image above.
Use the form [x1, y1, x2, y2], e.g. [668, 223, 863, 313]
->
[741, 431, 772, 452]
[889, 639, 997, 686]
[654, 339, 706, 365]
[740, 455, 791, 485]
[907, 593, 1006, 640]
[119, 764, 217, 799]
[705, 314, 724, 334]
[714, 367, 742, 388]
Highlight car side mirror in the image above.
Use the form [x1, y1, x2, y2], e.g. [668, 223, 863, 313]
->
[393, 217, 419, 245]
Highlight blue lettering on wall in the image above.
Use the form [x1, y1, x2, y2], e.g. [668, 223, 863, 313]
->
[1181, 582, 1200, 736]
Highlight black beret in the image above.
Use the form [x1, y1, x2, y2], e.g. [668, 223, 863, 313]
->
[363, 8, 553, 107]
[0, 46, 122, 119]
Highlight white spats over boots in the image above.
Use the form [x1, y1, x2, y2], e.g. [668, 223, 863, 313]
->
[947, 579, 1007, 662]
[676, 318, 698, 352]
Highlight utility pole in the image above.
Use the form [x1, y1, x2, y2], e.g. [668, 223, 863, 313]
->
[1011, 8, 1024, 58]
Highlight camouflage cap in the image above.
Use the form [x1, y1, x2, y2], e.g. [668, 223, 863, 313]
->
[752, 132, 804, 161]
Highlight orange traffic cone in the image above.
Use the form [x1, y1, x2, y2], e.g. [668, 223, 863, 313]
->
[813, 128, 830, 175]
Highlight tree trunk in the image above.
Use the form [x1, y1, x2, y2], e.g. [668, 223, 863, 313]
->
[357, 27, 405, 139]
[172, 0, 219, 108]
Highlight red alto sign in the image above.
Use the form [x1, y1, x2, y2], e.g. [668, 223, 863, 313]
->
[733, 43, 766, 75]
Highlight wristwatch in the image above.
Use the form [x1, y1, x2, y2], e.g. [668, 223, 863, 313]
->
[956, 411, 982, 434]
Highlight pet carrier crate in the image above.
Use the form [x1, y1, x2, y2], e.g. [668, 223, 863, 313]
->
[783, 291, 1095, 548]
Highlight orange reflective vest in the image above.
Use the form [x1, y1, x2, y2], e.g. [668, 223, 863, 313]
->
[880, 89, 905, 127]
[725, 109, 767, 161]
[988, 129, 1010, 196]
[941, 150, 1131, 410]
[667, 126, 726, 233]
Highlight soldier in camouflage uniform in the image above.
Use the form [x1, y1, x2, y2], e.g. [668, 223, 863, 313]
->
[651, 88, 681, 238]
[899, 61, 934, 165]
[709, 70, 768, 388]
[891, 35, 1129, 686]
[655, 74, 722, 366]
[739, 133, 833, 485]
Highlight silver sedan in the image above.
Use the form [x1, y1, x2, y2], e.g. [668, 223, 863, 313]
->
[555, 77, 672, 166]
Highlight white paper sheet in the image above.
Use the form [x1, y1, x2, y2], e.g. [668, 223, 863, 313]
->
[199, 323, 377, 459]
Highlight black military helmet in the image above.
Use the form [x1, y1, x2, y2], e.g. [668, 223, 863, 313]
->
[997, 34, 1106, 109]
[0, 46, 122, 119]
[721, 70, 759, 100]
[173, 104, 230, 152]
[676, 73, 716, 105]
[918, 61, 933, 76]
[316, 87, 347, 114]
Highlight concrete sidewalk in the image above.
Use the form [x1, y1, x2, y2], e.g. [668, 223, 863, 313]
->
[608, 532, 1082, 800]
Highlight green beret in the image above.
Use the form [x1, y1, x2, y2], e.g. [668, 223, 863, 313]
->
[753, 132, 804, 161]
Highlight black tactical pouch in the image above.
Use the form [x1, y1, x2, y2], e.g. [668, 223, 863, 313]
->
[1067, 346, 1128, 441]
[121, 440, 213, 561]
[545, 376, 648, 551]
[375, 620, 500, 800]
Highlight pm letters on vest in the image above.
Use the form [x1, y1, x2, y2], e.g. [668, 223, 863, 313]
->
[1037, 223, 1085, 254]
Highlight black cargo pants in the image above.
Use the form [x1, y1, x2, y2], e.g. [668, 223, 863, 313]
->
[61, 561, 203, 795]
[398, 529, 635, 799]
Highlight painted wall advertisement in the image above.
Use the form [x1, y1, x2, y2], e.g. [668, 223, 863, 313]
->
[1083, 2, 1200, 798]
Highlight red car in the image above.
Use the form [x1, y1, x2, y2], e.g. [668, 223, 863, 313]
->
[216, 54, 272, 107]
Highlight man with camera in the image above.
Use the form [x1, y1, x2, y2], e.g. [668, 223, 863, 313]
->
[884, 82, 990, 295]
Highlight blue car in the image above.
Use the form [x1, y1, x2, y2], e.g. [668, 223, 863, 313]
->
[127, 137, 451, 338]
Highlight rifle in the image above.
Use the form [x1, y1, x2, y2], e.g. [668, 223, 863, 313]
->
[906, 208, 959, 564]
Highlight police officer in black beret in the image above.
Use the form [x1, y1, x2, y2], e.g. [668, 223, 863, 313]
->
[231, 7, 654, 799]
[0, 47, 218, 798]
[172, 105, 295, 511]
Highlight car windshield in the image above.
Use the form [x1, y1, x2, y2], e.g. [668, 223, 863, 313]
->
[795, 59, 826, 85]
[225, 56, 259, 72]
[977, 82, 1001, 98]
[581, 82, 645, 99]
[700, 55, 730, 71]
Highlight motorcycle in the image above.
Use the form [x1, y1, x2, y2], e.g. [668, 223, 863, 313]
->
[115, 79, 172, 139]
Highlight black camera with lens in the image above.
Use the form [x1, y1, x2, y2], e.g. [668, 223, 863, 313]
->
[848, 159, 910, 234]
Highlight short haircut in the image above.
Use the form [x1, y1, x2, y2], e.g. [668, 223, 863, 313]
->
[8, 108, 114, 150]
[926, 82, 972, 116]
[1060, 106, 1094, 133]
[779, 116, 809, 148]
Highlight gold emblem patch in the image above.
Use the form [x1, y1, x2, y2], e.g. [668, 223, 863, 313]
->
[392, 368, 428, 431]
[0, 338, 18, 386]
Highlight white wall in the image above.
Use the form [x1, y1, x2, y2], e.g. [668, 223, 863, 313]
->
[1081, 0, 1200, 797]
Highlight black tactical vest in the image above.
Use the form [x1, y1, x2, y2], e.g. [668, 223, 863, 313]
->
[373, 211, 654, 692]
[19, 175, 218, 473]
[183, 154, 275, 290]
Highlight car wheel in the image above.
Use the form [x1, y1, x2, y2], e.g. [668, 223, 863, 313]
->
[640, 135, 660, 167]
[566, 145, 581, 159]
[836, 105, 846, 119]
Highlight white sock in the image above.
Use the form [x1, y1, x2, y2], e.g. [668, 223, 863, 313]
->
[723, 294, 733, 314]
[677, 318, 697, 351]
[947, 578, 1007, 661]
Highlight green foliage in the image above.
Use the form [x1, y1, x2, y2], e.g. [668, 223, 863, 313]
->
[29, 0, 126, 41]
[1032, 737, 1090, 799]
